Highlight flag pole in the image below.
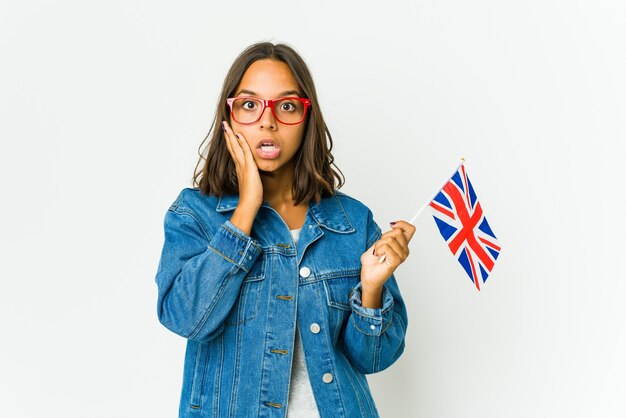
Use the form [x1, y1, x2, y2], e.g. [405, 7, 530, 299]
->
[408, 157, 465, 224]
[377, 157, 466, 264]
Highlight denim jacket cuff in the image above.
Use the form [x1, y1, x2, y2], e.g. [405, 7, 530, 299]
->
[349, 281, 395, 336]
[206, 220, 263, 273]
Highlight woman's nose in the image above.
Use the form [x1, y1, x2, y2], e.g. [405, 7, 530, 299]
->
[259, 103, 277, 129]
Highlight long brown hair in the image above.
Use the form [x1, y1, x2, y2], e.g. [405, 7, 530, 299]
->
[192, 41, 344, 206]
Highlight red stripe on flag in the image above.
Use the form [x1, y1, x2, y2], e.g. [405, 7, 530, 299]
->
[466, 248, 481, 291]
[443, 183, 495, 271]
[478, 236, 501, 252]
[461, 165, 471, 209]
[429, 201, 456, 220]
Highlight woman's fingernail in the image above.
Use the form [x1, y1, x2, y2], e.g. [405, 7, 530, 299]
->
[221, 122, 226, 132]
[390, 221, 397, 226]
[372, 248, 376, 255]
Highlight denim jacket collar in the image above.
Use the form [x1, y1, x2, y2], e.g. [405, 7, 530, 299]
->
[215, 193, 355, 233]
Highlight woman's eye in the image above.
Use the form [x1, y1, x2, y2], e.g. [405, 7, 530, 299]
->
[281, 103, 295, 111]
[243, 100, 258, 110]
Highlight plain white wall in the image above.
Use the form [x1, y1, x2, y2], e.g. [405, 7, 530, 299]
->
[2, 1, 625, 417]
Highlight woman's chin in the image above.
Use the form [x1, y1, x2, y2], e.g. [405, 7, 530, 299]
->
[258, 168, 277, 177]
[257, 162, 279, 175]
[256, 157, 294, 177]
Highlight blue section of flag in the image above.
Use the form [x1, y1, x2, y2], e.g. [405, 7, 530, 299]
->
[451, 172, 464, 192]
[433, 216, 457, 240]
[467, 178, 477, 209]
[479, 264, 489, 282]
[457, 249, 474, 283]
[487, 247, 499, 260]
[433, 191, 452, 209]
[478, 218, 496, 239]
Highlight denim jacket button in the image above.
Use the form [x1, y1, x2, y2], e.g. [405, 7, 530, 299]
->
[299, 266, 311, 278]
[322, 372, 333, 383]
[310, 323, 320, 334]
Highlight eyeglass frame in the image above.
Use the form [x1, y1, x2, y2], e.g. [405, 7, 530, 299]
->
[225, 96, 312, 125]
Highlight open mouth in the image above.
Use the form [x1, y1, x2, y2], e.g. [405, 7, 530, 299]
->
[256, 143, 280, 159]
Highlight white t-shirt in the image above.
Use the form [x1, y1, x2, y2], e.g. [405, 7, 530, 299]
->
[286, 227, 321, 418]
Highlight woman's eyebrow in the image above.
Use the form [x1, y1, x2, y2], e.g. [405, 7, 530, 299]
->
[236, 89, 301, 97]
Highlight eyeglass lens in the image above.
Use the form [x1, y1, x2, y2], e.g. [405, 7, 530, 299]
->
[231, 98, 305, 124]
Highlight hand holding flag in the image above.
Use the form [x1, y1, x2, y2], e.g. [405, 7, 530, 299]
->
[361, 221, 416, 291]
[361, 221, 415, 308]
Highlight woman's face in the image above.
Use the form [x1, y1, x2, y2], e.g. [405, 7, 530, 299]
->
[229, 59, 307, 176]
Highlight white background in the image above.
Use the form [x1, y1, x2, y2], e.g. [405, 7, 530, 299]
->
[2, 1, 625, 417]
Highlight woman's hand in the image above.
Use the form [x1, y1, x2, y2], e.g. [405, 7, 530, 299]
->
[360, 221, 416, 291]
[222, 120, 264, 236]
[222, 120, 263, 210]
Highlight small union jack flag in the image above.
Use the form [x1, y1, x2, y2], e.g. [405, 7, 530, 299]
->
[429, 163, 501, 291]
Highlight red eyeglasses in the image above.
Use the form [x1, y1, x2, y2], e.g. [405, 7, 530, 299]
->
[226, 96, 312, 125]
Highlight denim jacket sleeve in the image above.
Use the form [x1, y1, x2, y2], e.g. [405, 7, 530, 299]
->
[154, 201, 263, 343]
[340, 208, 408, 374]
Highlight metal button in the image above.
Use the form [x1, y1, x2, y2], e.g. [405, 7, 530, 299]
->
[370, 324, 376, 330]
[310, 323, 320, 334]
[299, 266, 311, 278]
[322, 372, 333, 383]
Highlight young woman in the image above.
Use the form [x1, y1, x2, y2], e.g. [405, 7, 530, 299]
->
[154, 41, 415, 418]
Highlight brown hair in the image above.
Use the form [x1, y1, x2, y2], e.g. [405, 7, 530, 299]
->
[192, 41, 344, 206]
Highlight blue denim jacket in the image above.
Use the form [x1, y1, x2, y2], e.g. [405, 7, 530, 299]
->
[154, 187, 408, 417]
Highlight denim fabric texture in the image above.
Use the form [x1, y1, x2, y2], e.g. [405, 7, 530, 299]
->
[154, 187, 409, 418]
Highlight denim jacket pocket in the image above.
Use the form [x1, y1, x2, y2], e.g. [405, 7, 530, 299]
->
[224, 254, 267, 326]
[322, 272, 360, 342]
[323, 273, 360, 311]
[189, 342, 210, 410]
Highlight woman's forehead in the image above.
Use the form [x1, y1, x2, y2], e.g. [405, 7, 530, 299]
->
[236, 60, 302, 98]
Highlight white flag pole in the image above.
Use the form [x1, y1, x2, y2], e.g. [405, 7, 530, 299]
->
[377, 157, 466, 264]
